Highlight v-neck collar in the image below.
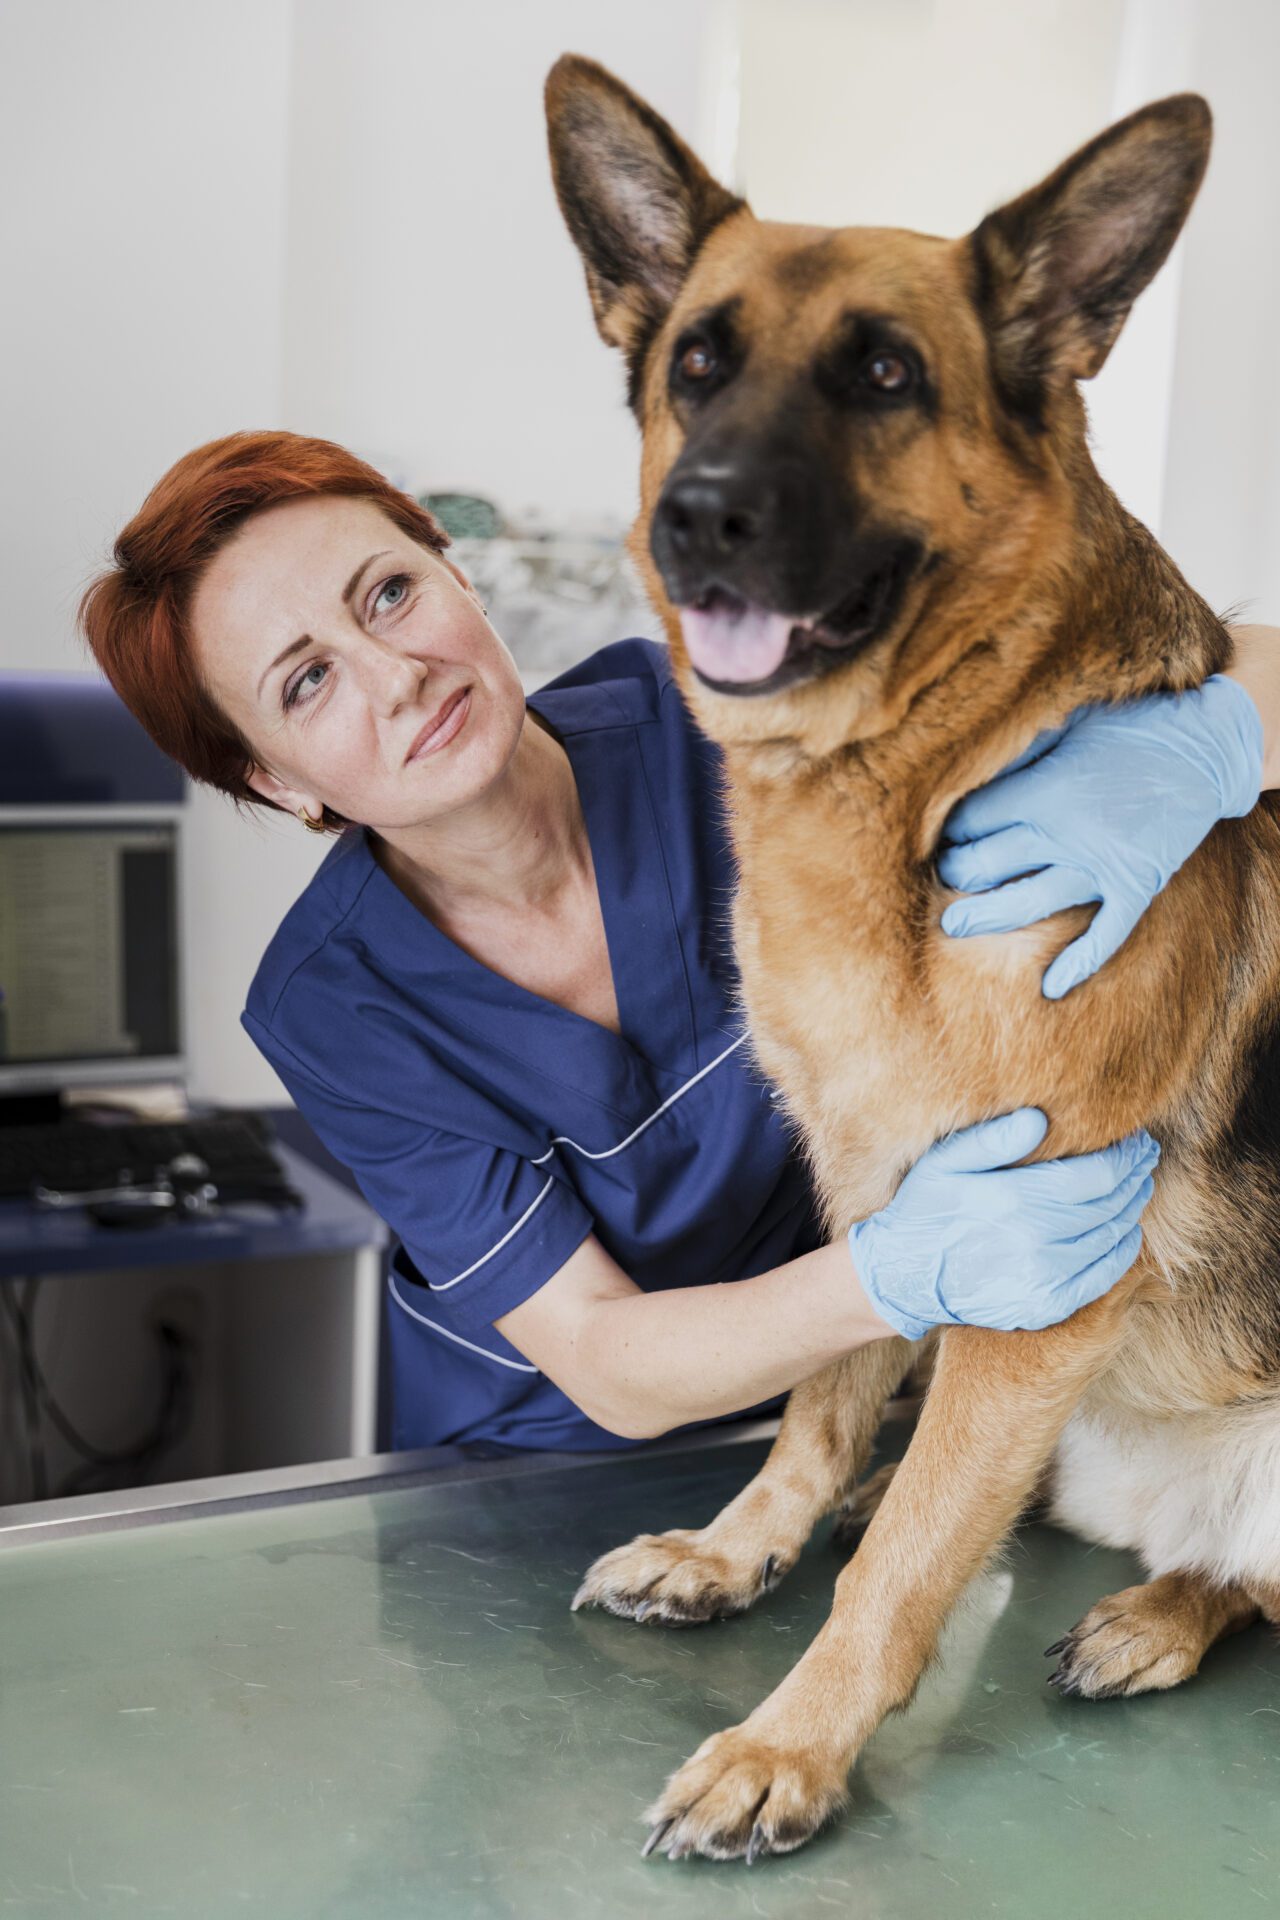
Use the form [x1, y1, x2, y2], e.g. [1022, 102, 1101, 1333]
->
[360, 677, 699, 1086]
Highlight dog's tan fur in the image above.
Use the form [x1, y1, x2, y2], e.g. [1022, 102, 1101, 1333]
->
[546, 56, 1280, 1861]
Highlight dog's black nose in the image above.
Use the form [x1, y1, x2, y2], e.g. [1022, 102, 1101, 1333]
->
[657, 468, 775, 564]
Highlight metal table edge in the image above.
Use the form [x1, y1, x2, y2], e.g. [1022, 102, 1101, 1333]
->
[0, 1416, 786, 1546]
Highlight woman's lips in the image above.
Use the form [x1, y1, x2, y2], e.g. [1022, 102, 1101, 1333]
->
[406, 688, 471, 761]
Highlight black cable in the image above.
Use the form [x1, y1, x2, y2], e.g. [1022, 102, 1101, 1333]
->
[1, 1279, 48, 1500]
[57, 1322, 193, 1499]
[0, 1276, 195, 1501]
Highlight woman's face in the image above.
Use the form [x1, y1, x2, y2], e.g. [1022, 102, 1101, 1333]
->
[189, 493, 526, 832]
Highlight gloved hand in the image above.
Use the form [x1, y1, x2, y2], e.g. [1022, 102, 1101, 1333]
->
[848, 1108, 1159, 1341]
[937, 675, 1263, 999]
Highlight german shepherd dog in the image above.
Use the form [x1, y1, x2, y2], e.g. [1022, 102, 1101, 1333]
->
[545, 57, 1280, 1863]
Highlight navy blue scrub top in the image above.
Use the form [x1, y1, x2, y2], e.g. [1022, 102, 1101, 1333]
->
[242, 637, 826, 1452]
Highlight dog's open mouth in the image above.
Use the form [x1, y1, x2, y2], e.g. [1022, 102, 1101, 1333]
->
[676, 542, 921, 696]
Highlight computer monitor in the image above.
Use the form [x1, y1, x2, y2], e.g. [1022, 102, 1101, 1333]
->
[0, 807, 185, 1095]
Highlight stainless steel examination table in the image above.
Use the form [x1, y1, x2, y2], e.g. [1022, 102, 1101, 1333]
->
[1, 1421, 1277, 1918]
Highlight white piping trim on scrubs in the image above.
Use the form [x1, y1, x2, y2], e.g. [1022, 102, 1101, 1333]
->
[408, 1029, 753, 1321]
[531, 1031, 750, 1164]
[427, 1173, 556, 1292]
[389, 1274, 539, 1372]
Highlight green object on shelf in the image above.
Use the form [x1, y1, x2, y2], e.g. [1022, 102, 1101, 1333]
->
[419, 492, 504, 540]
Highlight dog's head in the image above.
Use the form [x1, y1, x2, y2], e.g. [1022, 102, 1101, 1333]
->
[546, 57, 1210, 757]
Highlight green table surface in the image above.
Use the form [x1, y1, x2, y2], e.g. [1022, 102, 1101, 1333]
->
[1, 1433, 1277, 1918]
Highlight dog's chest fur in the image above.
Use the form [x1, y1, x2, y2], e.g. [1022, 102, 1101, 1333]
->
[723, 761, 1280, 1431]
[723, 762, 1083, 1220]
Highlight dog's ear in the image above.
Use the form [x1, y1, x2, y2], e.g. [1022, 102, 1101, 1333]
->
[545, 55, 743, 374]
[971, 93, 1211, 425]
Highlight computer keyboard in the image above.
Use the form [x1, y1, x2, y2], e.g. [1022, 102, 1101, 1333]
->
[0, 1110, 296, 1203]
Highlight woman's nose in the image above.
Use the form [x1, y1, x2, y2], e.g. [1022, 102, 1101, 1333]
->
[355, 636, 424, 714]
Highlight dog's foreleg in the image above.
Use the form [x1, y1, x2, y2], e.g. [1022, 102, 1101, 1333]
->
[643, 1292, 1132, 1861]
[571, 1333, 911, 1625]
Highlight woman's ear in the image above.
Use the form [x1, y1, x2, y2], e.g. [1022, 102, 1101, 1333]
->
[246, 761, 323, 824]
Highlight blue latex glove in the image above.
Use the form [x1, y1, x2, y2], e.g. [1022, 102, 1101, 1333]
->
[848, 1108, 1159, 1340]
[938, 675, 1263, 999]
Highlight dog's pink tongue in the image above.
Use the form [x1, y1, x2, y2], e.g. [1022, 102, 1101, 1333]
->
[679, 604, 793, 684]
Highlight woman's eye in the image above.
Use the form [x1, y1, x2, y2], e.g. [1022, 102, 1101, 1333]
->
[284, 662, 329, 711]
[863, 351, 913, 393]
[372, 573, 410, 615]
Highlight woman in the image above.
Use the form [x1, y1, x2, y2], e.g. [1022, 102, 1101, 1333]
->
[80, 431, 1278, 1453]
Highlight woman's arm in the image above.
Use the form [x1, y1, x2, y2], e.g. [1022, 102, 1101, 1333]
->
[497, 1111, 1156, 1439]
[1224, 623, 1280, 791]
[496, 1231, 883, 1439]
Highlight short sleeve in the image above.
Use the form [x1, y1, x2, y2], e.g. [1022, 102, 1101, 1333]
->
[243, 1013, 595, 1333]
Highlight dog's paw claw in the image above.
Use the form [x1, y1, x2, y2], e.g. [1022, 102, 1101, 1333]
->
[642, 1723, 848, 1862]
[1046, 1585, 1212, 1700]
[641, 1817, 675, 1859]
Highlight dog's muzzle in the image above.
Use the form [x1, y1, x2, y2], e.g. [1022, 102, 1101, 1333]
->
[652, 460, 924, 696]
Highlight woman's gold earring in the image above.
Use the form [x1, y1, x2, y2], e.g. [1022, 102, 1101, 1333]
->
[298, 807, 327, 834]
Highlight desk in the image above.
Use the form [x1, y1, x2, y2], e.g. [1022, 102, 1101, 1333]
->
[0, 1145, 388, 1489]
[0, 1427, 1276, 1917]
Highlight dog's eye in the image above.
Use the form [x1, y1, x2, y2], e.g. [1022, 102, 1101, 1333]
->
[864, 351, 913, 393]
[679, 341, 717, 381]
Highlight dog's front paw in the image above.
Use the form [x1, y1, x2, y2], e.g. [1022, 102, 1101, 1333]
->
[641, 1721, 848, 1863]
[570, 1527, 793, 1626]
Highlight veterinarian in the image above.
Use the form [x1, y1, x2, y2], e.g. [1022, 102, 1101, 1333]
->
[80, 432, 1280, 1452]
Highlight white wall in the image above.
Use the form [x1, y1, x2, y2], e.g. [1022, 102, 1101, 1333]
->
[281, 0, 714, 528]
[0, 0, 714, 1106]
[0, 0, 293, 674]
[737, 0, 1126, 234]
[0, 0, 325, 1106]
[1158, 0, 1280, 624]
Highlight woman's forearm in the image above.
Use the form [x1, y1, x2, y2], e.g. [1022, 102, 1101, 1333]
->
[577, 1240, 893, 1438]
[1225, 623, 1280, 791]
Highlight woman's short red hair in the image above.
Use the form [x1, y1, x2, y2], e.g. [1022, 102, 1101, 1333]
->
[78, 430, 449, 828]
